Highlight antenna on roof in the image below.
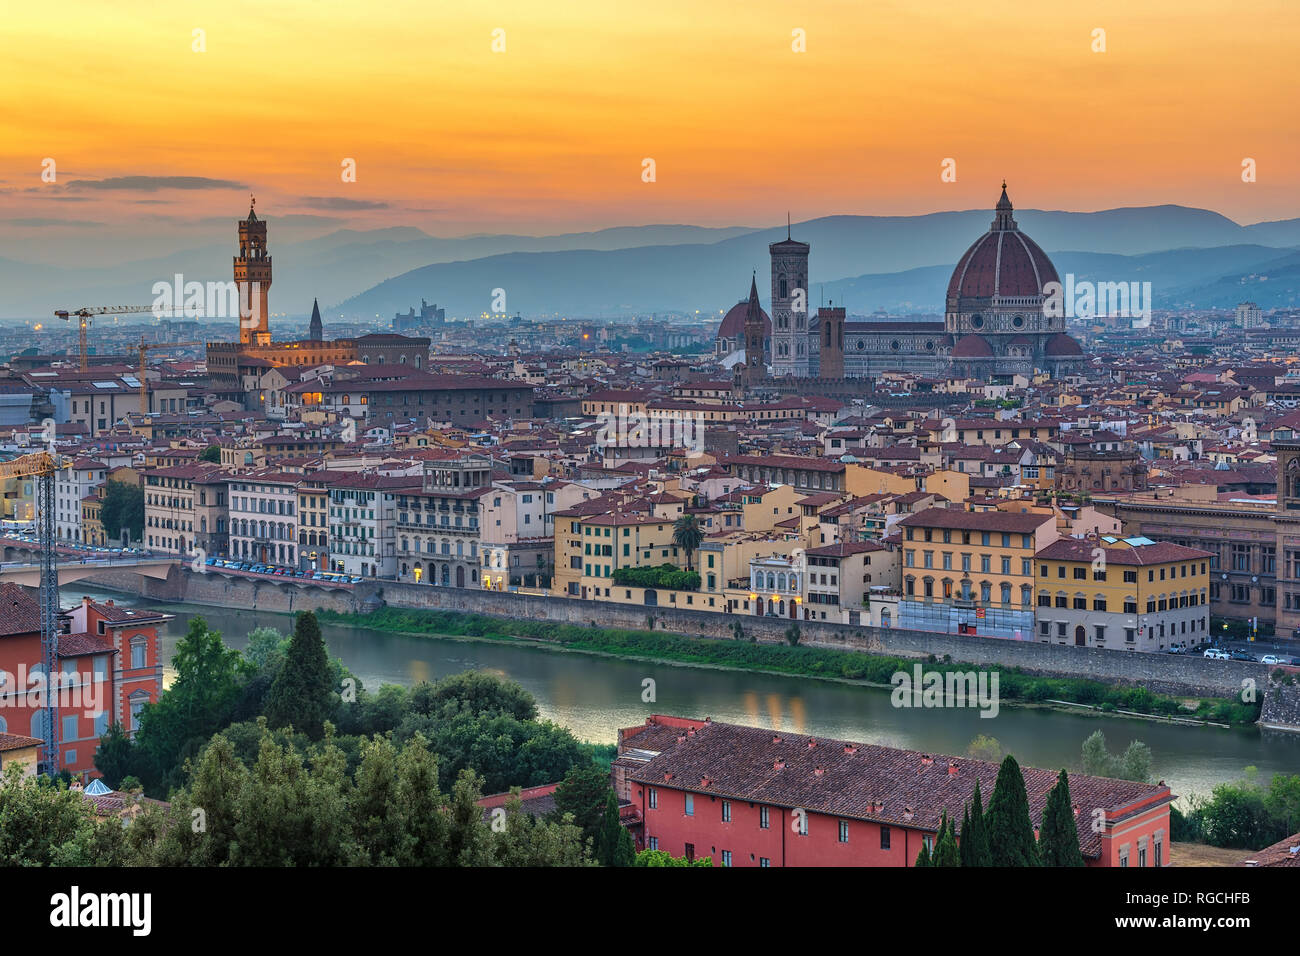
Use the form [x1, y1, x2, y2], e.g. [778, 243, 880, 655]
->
[787, 212, 791, 240]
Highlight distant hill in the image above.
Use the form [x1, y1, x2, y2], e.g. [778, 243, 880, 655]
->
[339, 237, 1300, 318]
[3, 206, 1299, 319]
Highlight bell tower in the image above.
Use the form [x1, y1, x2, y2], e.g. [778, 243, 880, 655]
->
[815, 302, 846, 379]
[235, 197, 272, 346]
[737, 273, 767, 388]
[769, 218, 810, 377]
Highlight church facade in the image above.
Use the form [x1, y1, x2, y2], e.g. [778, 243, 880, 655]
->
[717, 186, 1087, 382]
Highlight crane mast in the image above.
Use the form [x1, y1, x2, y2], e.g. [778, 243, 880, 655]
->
[0, 451, 64, 776]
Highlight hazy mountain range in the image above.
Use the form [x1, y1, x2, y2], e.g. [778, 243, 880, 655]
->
[3, 206, 1299, 321]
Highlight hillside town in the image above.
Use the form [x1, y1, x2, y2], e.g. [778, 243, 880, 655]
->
[3, 198, 1300, 656]
[1, 197, 1297, 881]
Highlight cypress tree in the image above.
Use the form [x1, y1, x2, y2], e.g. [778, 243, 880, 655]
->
[1039, 769, 1086, 867]
[914, 840, 931, 867]
[264, 610, 335, 739]
[962, 777, 993, 867]
[986, 755, 1040, 866]
[932, 811, 961, 866]
[596, 790, 636, 867]
[959, 805, 973, 867]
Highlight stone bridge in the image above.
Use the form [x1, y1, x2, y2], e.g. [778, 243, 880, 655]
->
[0, 556, 177, 588]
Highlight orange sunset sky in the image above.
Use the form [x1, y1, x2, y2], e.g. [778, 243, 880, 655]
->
[1, 0, 1297, 251]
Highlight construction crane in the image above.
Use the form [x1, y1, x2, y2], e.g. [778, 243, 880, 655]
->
[136, 339, 199, 414]
[0, 451, 68, 776]
[53, 306, 168, 371]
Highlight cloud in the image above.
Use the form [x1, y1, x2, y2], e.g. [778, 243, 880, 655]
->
[64, 176, 248, 192]
[0, 218, 104, 227]
[296, 196, 390, 210]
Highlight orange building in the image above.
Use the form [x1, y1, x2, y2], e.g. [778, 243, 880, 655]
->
[0, 585, 169, 780]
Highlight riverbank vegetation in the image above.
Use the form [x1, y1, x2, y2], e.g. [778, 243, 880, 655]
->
[316, 607, 1260, 726]
[1171, 767, 1300, 850]
[5, 610, 623, 866]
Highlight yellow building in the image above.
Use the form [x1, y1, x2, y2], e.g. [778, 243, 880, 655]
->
[0, 733, 41, 777]
[553, 505, 688, 600]
[898, 507, 1058, 638]
[1035, 535, 1212, 652]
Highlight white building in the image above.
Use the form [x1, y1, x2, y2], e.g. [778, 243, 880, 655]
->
[228, 471, 301, 565]
[55, 457, 106, 542]
[327, 472, 413, 578]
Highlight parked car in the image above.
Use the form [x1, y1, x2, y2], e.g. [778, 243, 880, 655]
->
[1167, 642, 1187, 654]
[1228, 649, 1257, 662]
[1203, 648, 1230, 660]
[1260, 654, 1284, 665]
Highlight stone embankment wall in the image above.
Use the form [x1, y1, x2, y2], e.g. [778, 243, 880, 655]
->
[86, 567, 1268, 700]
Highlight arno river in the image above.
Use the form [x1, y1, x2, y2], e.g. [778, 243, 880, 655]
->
[69, 586, 1300, 801]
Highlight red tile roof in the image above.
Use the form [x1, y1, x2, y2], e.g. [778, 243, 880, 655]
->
[629, 719, 1171, 859]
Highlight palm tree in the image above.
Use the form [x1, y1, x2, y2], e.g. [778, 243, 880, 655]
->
[673, 513, 704, 570]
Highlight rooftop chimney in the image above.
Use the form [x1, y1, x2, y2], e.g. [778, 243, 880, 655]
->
[843, 744, 858, 755]
[808, 738, 817, 749]
[772, 735, 782, 744]
[773, 759, 785, 771]
[948, 761, 959, 776]
[814, 766, 825, 776]
[920, 754, 934, 766]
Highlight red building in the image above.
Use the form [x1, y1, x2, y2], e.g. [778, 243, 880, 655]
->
[0, 585, 168, 779]
[616, 715, 1173, 868]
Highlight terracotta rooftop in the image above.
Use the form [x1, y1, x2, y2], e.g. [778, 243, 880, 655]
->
[628, 718, 1171, 859]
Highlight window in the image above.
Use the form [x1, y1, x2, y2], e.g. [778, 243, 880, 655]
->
[648, 788, 657, 809]
[722, 800, 731, 823]
[759, 857, 770, 867]
[721, 850, 732, 867]
[838, 820, 849, 843]
[130, 638, 147, 669]
[880, 826, 891, 850]
[759, 806, 770, 829]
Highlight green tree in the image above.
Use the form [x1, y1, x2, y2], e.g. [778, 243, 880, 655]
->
[199, 444, 221, 463]
[93, 722, 134, 790]
[0, 763, 99, 866]
[784, 624, 801, 647]
[634, 849, 711, 866]
[1081, 730, 1150, 783]
[99, 480, 144, 542]
[551, 763, 613, 848]
[424, 671, 539, 721]
[243, 626, 287, 673]
[1199, 782, 1276, 849]
[961, 777, 993, 867]
[107, 616, 251, 794]
[1038, 769, 1085, 866]
[966, 734, 1004, 764]
[985, 755, 1039, 866]
[1264, 772, 1300, 835]
[672, 514, 704, 570]
[914, 840, 932, 867]
[932, 812, 961, 866]
[596, 789, 636, 867]
[264, 610, 336, 739]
